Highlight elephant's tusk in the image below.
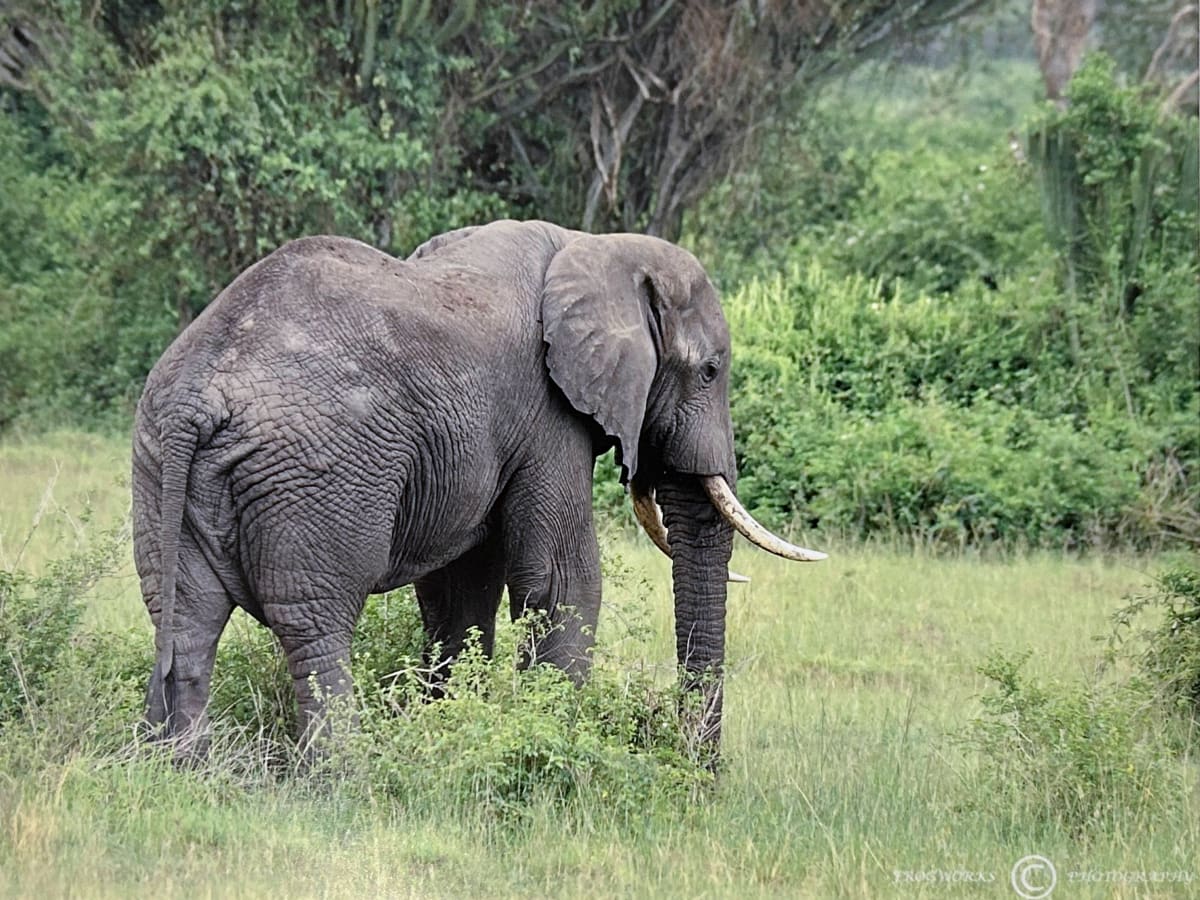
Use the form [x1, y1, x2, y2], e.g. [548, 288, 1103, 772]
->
[630, 483, 751, 584]
[631, 484, 673, 557]
[701, 476, 828, 562]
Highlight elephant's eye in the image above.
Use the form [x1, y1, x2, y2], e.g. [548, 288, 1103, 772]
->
[699, 358, 721, 384]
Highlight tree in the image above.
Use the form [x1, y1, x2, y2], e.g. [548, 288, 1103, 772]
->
[1032, 0, 1097, 105]
[448, 1, 997, 239]
[3, 2, 1000, 245]
[1031, 0, 1199, 111]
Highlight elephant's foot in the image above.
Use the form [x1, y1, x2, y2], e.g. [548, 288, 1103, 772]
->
[289, 654, 357, 763]
[142, 661, 213, 766]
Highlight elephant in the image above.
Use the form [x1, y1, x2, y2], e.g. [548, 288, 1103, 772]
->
[131, 218, 825, 761]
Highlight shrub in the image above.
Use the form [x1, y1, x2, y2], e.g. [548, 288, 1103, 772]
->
[687, 60, 1049, 295]
[0, 520, 129, 723]
[1028, 53, 1199, 321]
[0, 8, 511, 429]
[335, 552, 707, 822]
[827, 144, 1047, 296]
[205, 611, 296, 751]
[799, 399, 1143, 548]
[344, 623, 711, 822]
[722, 262, 1197, 548]
[0, 516, 150, 766]
[1110, 565, 1200, 728]
[960, 649, 1184, 835]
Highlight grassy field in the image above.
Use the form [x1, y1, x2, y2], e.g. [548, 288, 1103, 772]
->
[1, 433, 1197, 898]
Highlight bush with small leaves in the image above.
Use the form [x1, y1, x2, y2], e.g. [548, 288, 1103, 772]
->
[0, 521, 129, 723]
[1110, 565, 1200, 730]
[342, 623, 713, 823]
[959, 649, 1185, 835]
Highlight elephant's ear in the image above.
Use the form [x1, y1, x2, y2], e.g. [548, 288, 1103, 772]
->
[542, 235, 665, 483]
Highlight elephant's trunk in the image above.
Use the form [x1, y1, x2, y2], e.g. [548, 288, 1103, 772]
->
[656, 477, 733, 755]
[631, 483, 750, 583]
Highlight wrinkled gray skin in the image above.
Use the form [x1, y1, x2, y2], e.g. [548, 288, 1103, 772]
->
[132, 219, 735, 760]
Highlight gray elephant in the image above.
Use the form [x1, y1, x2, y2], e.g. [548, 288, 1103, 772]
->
[132, 219, 824, 760]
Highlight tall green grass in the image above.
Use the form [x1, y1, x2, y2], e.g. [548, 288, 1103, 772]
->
[2, 433, 1196, 898]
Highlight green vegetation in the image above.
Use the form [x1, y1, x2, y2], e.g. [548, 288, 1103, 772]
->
[688, 57, 1198, 551]
[963, 648, 1188, 836]
[1, 437, 1197, 897]
[1111, 566, 1200, 722]
[2, 1, 1197, 894]
[9, 45, 1193, 550]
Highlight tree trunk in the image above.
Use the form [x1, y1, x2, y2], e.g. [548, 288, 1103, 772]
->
[1032, 0, 1097, 105]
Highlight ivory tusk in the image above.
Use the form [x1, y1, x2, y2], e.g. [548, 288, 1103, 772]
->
[630, 483, 751, 584]
[701, 475, 828, 562]
[631, 485, 672, 557]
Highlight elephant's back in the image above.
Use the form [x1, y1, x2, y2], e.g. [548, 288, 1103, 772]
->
[135, 231, 544, 466]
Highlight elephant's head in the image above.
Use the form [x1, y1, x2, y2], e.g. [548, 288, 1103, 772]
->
[542, 233, 824, 747]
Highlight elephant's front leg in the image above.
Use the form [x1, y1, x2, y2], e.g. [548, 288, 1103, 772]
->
[502, 457, 602, 682]
[413, 533, 506, 694]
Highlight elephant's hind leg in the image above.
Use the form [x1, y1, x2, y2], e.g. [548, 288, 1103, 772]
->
[413, 533, 505, 695]
[244, 485, 391, 755]
[143, 541, 234, 764]
[268, 613, 359, 756]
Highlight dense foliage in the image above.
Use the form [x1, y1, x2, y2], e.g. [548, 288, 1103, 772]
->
[0, 0, 1196, 550]
[962, 648, 1186, 836]
[700, 58, 1198, 549]
[0, 520, 128, 721]
[1111, 565, 1200, 720]
[0, 1, 506, 426]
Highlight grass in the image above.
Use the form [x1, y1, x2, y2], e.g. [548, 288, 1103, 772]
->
[0, 429, 143, 630]
[1, 431, 1198, 898]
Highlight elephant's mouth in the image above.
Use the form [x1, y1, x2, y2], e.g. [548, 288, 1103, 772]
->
[631, 478, 826, 581]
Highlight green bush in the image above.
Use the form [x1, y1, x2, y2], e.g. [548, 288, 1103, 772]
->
[1029, 53, 1199, 320]
[960, 649, 1184, 835]
[1111, 565, 1200, 727]
[826, 145, 1046, 296]
[688, 60, 1049, 294]
[960, 566, 1200, 836]
[0, 521, 129, 723]
[0, 517, 149, 769]
[723, 260, 1197, 548]
[202, 572, 712, 820]
[0, 4, 510, 429]
[345, 624, 711, 822]
[801, 399, 1144, 548]
[204, 611, 296, 751]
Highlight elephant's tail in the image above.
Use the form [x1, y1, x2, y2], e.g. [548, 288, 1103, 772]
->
[154, 419, 201, 682]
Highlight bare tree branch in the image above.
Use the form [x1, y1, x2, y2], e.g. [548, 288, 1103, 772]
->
[1032, 0, 1098, 106]
[459, 0, 997, 239]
